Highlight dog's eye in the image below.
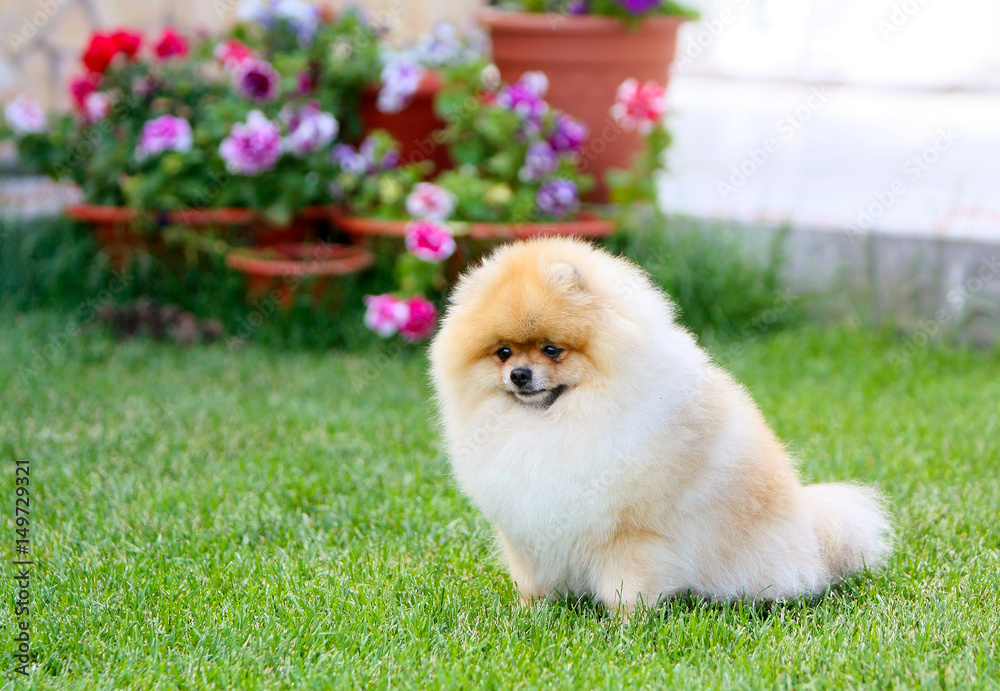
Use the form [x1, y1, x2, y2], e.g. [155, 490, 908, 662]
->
[541, 345, 563, 359]
[496, 346, 512, 362]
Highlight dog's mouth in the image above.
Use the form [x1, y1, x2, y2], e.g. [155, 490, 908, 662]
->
[510, 384, 568, 409]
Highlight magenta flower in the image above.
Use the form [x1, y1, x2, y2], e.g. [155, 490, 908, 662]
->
[611, 78, 666, 135]
[363, 293, 409, 337]
[519, 141, 558, 182]
[135, 115, 193, 160]
[549, 113, 588, 153]
[400, 296, 438, 343]
[3, 95, 46, 135]
[536, 179, 579, 219]
[219, 110, 282, 175]
[616, 0, 662, 14]
[234, 59, 280, 103]
[405, 183, 457, 221]
[405, 220, 456, 263]
[377, 57, 425, 114]
[281, 102, 338, 157]
[497, 75, 549, 133]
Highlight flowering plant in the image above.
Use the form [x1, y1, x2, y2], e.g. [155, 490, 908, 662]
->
[605, 77, 672, 205]
[375, 23, 486, 115]
[3, 5, 387, 226]
[430, 61, 594, 223]
[494, 0, 697, 20]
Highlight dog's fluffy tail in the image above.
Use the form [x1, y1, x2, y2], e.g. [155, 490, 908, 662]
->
[803, 483, 894, 580]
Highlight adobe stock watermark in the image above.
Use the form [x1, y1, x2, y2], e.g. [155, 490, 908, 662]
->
[717, 85, 832, 200]
[6, 0, 72, 54]
[674, 0, 753, 73]
[888, 254, 1000, 367]
[844, 126, 960, 241]
[877, 0, 933, 40]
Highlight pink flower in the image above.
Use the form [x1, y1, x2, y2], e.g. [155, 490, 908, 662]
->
[234, 59, 280, 103]
[219, 110, 282, 175]
[405, 183, 456, 221]
[405, 220, 456, 263]
[400, 296, 437, 343]
[214, 39, 253, 70]
[154, 27, 189, 59]
[3, 95, 46, 135]
[82, 92, 110, 123]
[610, 78, 666, 135]
[135, 114, 193, 160]
[363, 293, 409, 337]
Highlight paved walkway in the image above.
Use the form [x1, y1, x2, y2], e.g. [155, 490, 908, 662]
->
[658, 76, 1000, 242]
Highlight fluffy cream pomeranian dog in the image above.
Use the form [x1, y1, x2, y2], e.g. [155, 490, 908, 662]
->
[429, 238, 892, 615]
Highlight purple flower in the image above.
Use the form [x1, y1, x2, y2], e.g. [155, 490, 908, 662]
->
[281, 102, 338, 156]
[536, 179, 579, 219]
[331, 144, 368, 175]
[616, 0, 662, 14]
[549, 113, 588, 153]
[234, 59, 280, 103]
[497, 81, 549, 133]
[519, 141, 558, 182]
[135, 115, 193, 160]
[377, 57, 424, 114]
[568, 0, 589, 14]
[219, 110, 282, 175]
[238, 0, 320, 45]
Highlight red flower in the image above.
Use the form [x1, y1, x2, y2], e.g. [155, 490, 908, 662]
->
[214, 39, 253, 70]
[81, 29, 142, 73]
[110, 29, 143, 57]
[82, 33, 118, 73]
[154, 27, 189, 59]
[69, 74, 99, 111]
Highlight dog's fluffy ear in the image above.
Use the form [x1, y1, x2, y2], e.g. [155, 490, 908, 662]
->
[548, 262, 586, 293]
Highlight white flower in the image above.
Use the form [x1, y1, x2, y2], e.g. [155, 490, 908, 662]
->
[83, 92, 110, 123]
[4, 95, 47, 135]
[406, 183, 457, 221]
[520, 71, 549, 98]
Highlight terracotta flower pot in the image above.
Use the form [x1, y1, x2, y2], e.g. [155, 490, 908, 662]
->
[66, 204, 147, 270]
[361, 72, 452, 174]
[66, 204, 322, 267]
[329, 209, 615, 240]
[480, 9, 685, 202]
[225, 242, 374, 308]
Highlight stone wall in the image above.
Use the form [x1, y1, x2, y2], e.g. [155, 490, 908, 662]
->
[0, 0, 483, 109]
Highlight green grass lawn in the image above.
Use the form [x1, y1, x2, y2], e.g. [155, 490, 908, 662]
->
[2, 311, 998, 689]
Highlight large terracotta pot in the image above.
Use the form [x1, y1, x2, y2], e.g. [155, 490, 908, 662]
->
[361, 72, 452, 174]
[480, 9, 684, 202]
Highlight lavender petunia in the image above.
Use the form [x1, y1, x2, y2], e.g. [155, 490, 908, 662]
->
[548, 113, 588, 153]
[519, 141, 558, 182]
[377, 57, 425, 114]
[536, 178, 579, 219]
[135, 114, 193, 160]
[281, 102, 338, 156]
[219, 110, 282, 175]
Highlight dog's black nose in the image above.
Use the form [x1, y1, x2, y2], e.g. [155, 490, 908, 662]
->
[510, 367, 532, 388]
